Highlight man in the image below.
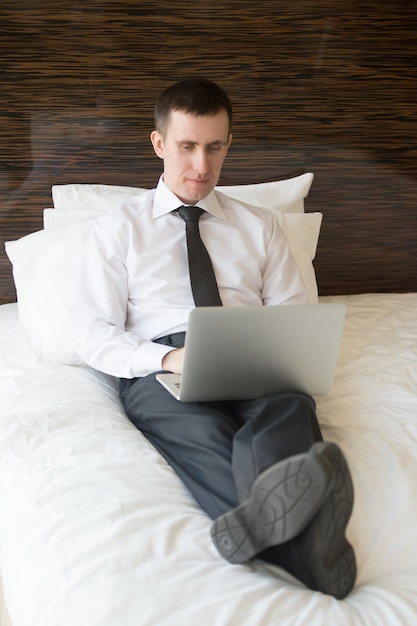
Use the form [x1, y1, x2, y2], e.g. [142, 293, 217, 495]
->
[70, 77, 356, 598]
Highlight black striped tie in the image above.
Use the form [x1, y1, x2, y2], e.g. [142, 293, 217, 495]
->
[178, 206, 222, 307]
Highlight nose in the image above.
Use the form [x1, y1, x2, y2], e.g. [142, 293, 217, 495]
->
[193, 149, 209, 175]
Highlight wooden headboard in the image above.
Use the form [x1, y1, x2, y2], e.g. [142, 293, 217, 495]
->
[1, 1, 416, 304]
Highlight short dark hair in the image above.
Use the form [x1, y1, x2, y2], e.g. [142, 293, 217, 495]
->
[154, 77, 233, 137]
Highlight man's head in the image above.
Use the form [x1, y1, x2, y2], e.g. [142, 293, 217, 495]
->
[151, 78, 233, 205]
[153, 77, 233, 137]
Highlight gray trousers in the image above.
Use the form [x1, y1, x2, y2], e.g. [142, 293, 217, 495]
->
[119, 373, 322, 520]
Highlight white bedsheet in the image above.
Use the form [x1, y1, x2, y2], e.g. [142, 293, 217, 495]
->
[0, 293, 416, 626]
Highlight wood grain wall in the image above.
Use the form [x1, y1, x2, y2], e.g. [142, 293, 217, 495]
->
[1, 1, 416, 303]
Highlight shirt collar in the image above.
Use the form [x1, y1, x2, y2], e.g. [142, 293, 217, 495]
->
[152, 176, 225, 220]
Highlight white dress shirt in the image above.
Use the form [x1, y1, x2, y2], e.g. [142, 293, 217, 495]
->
[70, 177, 309, 378]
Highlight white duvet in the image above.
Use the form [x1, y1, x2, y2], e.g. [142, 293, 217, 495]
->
[1, 293, 417, 626]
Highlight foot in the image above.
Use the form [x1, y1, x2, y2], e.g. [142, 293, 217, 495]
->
[273, 443, 356, 599]
[211, 442, 336, 564]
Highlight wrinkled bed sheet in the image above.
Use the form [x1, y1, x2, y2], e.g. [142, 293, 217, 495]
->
[1, 293, 417, 626]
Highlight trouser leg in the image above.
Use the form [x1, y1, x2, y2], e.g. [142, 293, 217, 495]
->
[120, 373, 241, 518]
[120, 375, 322, 519]
[231, 392, 322, 501]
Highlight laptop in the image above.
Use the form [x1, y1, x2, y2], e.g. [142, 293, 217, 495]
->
[156, 303, 346, 402]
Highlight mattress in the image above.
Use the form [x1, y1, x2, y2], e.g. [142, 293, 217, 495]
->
[1, 293, 417, 626]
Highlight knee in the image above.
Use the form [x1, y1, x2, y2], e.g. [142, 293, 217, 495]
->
[243, 392, 321, 443]
[280, 393, 322, 445]
[254, 392, 316, 421]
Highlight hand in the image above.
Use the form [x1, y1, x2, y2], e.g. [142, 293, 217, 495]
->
[161, 347, 185, 374]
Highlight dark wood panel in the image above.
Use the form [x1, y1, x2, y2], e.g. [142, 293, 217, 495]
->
[1, 0, 416, 302]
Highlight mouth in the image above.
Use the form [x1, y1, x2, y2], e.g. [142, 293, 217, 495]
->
[188, 177, 210, 185]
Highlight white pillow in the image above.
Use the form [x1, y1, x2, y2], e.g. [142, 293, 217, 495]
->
[218, 172, 313, 213]
[43, 208, 98, 229]
[5, 223, 89, 365]
[51, 183, 147, 212]
[51, 172, 313, 214]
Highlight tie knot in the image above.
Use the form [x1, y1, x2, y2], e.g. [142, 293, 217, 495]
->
[178, 205, 204, 223]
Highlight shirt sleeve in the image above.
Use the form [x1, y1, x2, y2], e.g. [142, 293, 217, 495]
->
[69, 214, 172, 378]
[261, 212, 310, 306]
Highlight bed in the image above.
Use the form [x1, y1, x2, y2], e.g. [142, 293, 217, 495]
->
[1, 2, 417, 625]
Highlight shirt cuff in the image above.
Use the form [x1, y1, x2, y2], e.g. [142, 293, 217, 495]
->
[130, 340, 175, 377]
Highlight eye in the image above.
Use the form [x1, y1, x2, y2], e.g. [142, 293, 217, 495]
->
[208, 144, 222, 152]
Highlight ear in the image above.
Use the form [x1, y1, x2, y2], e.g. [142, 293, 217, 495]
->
[150, 130, 164, 159]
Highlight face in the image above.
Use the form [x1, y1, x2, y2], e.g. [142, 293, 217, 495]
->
[151, 109, 232, 205]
